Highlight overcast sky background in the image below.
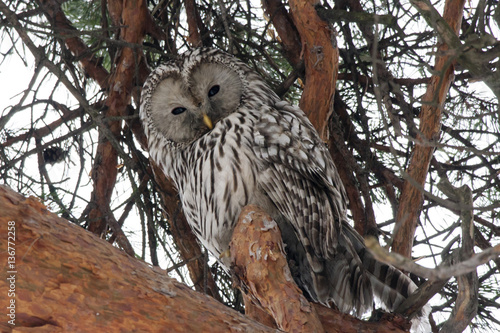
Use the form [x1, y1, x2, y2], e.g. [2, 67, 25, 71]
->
[1, 10, 499, 329]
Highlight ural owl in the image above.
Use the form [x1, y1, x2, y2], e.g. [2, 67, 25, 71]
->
[140, 48, 428, 329]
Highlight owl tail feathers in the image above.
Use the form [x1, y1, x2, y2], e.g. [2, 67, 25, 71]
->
[342, 225, 431, 332]
[410, 304, 432, 333]
[321, 245, 374, 316]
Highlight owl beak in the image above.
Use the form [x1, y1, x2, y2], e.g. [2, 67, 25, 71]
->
[202, 113, 213, 130]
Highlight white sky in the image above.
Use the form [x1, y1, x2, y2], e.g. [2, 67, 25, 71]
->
[1, 5, 499, 331]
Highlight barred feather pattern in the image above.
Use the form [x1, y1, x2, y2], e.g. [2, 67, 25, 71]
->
[140, 48, 429, 330]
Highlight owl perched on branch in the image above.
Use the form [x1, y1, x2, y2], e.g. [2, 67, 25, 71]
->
[140, 48, 429, 330]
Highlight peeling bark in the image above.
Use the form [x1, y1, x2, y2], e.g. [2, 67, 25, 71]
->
[230, 205, 325, 333]
[0, 186, 413, 332]
[230, 205, 410, 333]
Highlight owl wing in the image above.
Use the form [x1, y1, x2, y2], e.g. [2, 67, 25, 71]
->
[253, 100, 348, 261]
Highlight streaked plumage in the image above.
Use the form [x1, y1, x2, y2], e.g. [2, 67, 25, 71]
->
[140, 48, 429, 329]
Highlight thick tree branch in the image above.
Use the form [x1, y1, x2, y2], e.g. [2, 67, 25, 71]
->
[87, 0, 149, 236]
[230, 205, 325, 332]
[392, 0, 465, 258]
[288, 0, 338, 141]
[231, 205, 411, 333]
[0, 185, 276, 332]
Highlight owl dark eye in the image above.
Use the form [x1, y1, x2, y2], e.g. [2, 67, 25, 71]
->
[208, 85, 220, 97]
[172, 107, 186, 115]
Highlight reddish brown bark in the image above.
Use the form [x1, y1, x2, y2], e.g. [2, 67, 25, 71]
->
[39, 0, 110, 89]
[0, 185, 410, 332]
[242, 293, 278, 329]
[0, 185, 276, 333]
[288, 0, 339, 141]
[392, 0, 466, 257]
[262, 0, 302, 70]
[185, 0, 203, 47]
[231, 205, 325, 333]
[266, 1, 375, 236]
[87, 0, 150, 237]
[230, 205, 410, 333]
[314, 304, 410, 333]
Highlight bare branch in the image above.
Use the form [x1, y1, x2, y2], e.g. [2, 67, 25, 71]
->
[409, 0, 500, 100]
[366, 238, 500, 281]
[438, 176, 478, 332]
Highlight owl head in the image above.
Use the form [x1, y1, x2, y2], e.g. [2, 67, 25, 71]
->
[140, 48, 275, 147]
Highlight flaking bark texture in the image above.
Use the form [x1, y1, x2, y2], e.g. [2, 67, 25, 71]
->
[0, 185, 276, 333]
[230, 205, 325, 333]
[230, 205, 410, 333]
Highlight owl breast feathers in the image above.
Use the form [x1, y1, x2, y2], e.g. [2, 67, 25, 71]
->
[140, 47, 429, 331]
